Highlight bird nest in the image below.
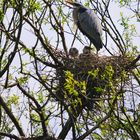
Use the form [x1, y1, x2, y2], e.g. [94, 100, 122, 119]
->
[54, 49, 132, 111]
[64, 54, 130, 74]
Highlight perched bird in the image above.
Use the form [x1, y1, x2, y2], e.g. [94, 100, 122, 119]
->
[83, 46, 91, 54]
[79, 46, 95, 59]
[83, 46, 94, 55]
[69, 47, 79, 58]
[66, 0, 103, 52]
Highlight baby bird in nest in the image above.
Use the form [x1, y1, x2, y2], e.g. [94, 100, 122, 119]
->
[79, 46, 95, 59]
[69, 47, 79, 58]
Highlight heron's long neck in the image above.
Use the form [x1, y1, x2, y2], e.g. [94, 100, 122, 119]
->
[73, 9, 79, 24]
[73, 7, 87, 24]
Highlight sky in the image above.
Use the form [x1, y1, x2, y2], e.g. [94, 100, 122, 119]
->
[13, 0, 140, 56]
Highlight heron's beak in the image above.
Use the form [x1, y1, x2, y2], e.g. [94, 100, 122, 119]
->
[65, 0, 74, 6]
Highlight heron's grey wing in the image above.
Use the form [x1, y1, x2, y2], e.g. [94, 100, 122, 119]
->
[78, 9, 102, 50]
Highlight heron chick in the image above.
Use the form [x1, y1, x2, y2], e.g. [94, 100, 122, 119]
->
[69, 47, 79, 58]
[83, 46, 94, 55]
[66, 0, 103, 52]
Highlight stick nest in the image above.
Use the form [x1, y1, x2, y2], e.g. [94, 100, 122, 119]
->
[55, 50, 132, 111]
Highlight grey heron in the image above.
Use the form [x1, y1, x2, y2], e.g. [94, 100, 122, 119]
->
[66, 0, 103, 52]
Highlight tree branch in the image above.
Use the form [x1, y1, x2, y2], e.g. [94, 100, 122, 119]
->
[125, 54, 140, 70]
[16, 82, 48, 136]
[0, 96, 25, 136]
[0, 132, 20, 140]
[0, 1, 23, 77]
[76, 89, 121, 140]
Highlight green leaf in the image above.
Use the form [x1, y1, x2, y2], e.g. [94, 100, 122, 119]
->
[7, 94, 19, 105]
[0, 10, 4, 21]
[88, 69, 99, 79]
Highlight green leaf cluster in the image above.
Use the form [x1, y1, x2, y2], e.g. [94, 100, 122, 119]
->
[64, 71, 86, 108]
[24, 0, 42, 14]
[18, 76, 29, 85]
[101, 65, 115, 89]
[88, 68, 99, 79]
[119, 0, 131, 6]
[7, 94, 19, 106]
[0, 10, 4, 21]
[88, 66, 116, 94]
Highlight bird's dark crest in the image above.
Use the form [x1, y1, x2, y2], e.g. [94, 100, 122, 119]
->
[78, 7, 87, 13]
